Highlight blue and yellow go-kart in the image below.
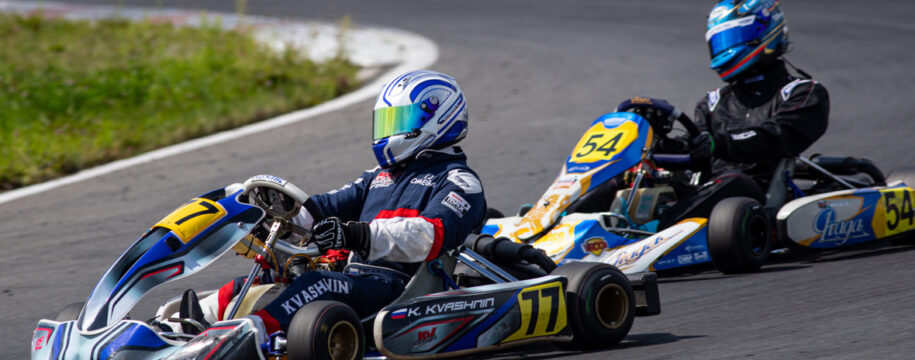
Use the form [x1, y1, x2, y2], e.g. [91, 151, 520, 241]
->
[482, 110, 915, 274]
[31, 175, 660, 360]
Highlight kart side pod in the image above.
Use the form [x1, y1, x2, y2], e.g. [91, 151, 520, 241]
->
[374, 276, 573, 359]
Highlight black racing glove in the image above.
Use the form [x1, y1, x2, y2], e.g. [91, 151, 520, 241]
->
[312, 217, 371, 259]
[689, 131, 716, 162]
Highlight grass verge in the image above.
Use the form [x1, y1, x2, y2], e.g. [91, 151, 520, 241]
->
[0, 13, 358, 190]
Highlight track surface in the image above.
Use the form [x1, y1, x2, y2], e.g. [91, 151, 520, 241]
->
[4, 1, 915, 359]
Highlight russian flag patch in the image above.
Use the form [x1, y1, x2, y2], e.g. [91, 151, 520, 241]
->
[391, 309, 407, 319]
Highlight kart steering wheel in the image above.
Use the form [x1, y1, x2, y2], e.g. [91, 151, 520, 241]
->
[241, 175, 308, 220]
[622, 109, 702, 166]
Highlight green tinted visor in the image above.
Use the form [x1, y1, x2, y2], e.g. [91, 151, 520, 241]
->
[373, 103, 427, 140]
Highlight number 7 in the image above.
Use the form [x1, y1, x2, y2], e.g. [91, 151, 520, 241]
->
[176, 201, 220, 225]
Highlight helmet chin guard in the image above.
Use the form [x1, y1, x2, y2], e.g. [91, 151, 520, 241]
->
[372, 70, 468, 167]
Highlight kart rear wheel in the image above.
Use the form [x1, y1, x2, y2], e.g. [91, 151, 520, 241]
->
[708, 197, 771, 273]
[551, 262, 635, 349]
[287, 300, 364, 360]
[54, 302, 84, 321]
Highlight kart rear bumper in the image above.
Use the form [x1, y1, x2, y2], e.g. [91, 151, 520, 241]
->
[628, 272, 661, 316]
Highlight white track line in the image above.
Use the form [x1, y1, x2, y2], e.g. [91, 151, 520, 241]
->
[0, 8, 438, 206]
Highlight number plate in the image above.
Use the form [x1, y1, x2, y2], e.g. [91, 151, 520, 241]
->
[569, 120, 639, 164]
[873, 188, 915, 238]
[154, 198, 227, 243]
[501, 281, 567, 343]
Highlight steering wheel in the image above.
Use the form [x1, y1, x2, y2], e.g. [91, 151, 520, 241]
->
[622, 109, 702, 166]
[240, 175, 308, 220]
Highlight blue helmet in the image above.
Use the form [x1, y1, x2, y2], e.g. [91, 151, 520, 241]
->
[371, 70, 468, 168]
[706, 0, 788, 82]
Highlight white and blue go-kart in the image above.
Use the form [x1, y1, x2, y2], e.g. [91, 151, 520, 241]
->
[482, 110, 915, 274]
[32, 175, 661, 359]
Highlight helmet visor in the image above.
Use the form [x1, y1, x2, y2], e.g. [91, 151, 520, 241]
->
[706, 16, 763, 57]
[373, 103, 427, 140]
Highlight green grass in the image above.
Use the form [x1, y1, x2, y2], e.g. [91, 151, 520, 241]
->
[0, 13, 358, 190]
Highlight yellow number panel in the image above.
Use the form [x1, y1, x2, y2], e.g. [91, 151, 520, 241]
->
[569, 120, 638, 164]
[872, 188, 915, 238]
[502, 281, 567, 343]
[154, 198, 227, 243]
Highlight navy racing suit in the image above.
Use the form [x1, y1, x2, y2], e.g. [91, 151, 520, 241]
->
[253, 147, 487, 333]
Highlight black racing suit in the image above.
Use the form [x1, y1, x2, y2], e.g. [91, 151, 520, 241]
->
[658, 60, 829, 228]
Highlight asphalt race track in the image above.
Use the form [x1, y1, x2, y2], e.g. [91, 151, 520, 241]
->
[4, 1, 915, 359]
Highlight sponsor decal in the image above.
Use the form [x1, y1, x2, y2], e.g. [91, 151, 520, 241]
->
[813, 207, 870, 245]
[611, 233, 677, 268]
[418, 327, 437, 343]
[654, 258, 677, 267]
[442, 191, 471, 217]
[581, 237, 609, 256]
[447, 170, 482, 194]
[708, 89, 721, 112]
[567, 165, 591, 172]
[425, 298, 494, 315]
[677, 254, 694, 264]
[730, 130, 757, 140]
[694, 251, 710, 262]
[819, 199, 853, 209]
[370, 172, 395, 189]
[553, 175, 579, 189]
[685, 244, 705, 252]
[250, 174, 287, 186]
[410, 174, 436, 187]
[279, 278, 352, 315]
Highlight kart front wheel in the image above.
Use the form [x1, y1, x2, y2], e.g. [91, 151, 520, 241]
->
[708, 197, 772, 273]
[54, 302, 84, 321]
[286, 300, 364, 360]
[552, 262, 635, 349]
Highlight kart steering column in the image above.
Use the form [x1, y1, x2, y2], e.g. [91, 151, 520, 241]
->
[625, 151, 652, 219]
[227, 219, 285, 320]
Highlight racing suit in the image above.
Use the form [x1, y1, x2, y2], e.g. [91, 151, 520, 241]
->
[658, 60, 829, 227]
[245, 147, 487, 333]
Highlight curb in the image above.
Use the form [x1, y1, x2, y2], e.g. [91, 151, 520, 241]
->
[0, 1, 438, 205]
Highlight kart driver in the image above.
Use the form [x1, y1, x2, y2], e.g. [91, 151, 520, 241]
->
[196, 70, 486, 335]
[616, 0, 828, 228]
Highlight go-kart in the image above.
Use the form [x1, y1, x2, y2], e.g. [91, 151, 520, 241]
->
[31, 175, 660, 360]
[482, 110, 915, 274]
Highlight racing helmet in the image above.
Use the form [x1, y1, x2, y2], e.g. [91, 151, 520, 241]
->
[372, 70, 468, 168]
[706, 0, 789, 82]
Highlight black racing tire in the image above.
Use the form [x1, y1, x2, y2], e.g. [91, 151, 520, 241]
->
[708, 197, 772, 274]
[551, 262, 635, 349]
[286, 300, 364, 360]
[54, 302, 84, 321]
[886, 167, 915, 245]
[486, 207, 505, 220]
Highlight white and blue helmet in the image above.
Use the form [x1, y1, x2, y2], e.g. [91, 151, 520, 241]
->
[372, 70, 468, 168]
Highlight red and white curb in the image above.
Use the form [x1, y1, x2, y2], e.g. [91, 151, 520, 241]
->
[0, 1, 438, 205]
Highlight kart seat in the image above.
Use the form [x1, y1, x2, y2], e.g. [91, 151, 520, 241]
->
[388, 254, 457, 306]
[808, 155, 885, 185]
[178, 289, 210, 335]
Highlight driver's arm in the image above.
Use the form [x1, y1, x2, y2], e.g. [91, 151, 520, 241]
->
[297, 168, 376, 228]
[367, 170, 486, 263]
[695, 81, 829, 163]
